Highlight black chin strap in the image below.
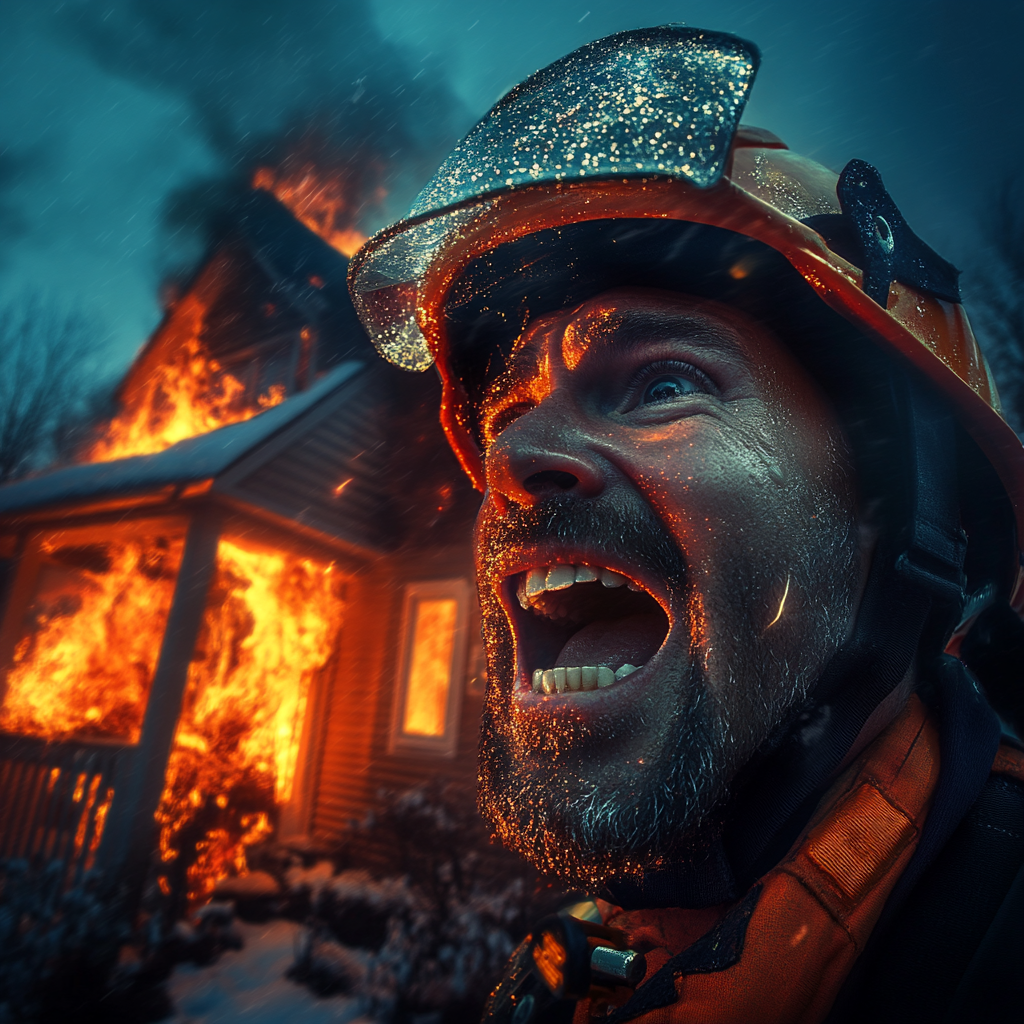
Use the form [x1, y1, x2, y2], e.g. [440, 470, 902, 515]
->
[722, 374, 968, 888]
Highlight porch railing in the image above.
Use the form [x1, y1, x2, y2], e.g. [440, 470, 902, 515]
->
[0, 732, 134, 887]
[0, 514, 222, 908]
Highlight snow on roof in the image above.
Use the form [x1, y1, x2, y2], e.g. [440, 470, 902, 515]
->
[0, 361, 366, 518]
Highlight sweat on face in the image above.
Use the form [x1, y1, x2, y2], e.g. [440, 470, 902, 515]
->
[468, 287, 863, 885]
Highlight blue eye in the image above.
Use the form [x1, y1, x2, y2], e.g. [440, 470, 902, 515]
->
[641, 374, 701, 404]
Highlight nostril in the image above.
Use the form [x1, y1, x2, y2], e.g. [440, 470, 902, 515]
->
[523, 469, 579, 495]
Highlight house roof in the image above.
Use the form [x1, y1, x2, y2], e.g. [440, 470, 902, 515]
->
[235, 189, 353, 315]
[0, 192, 449, 552]
[112, 190, 371, 409]
[0, 362, 367, 520]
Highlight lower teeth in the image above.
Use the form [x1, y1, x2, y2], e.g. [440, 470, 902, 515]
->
[531, 664, 639, 694]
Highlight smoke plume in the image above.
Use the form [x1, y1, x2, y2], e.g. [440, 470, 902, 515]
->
[61, 0, 461, 268]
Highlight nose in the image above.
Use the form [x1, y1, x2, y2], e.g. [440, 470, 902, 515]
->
[485, 406, 607, 505]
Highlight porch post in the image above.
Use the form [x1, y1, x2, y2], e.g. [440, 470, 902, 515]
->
[99, 509, 223, 904]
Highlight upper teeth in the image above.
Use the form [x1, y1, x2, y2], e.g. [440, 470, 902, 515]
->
[519, 563, 638, 609]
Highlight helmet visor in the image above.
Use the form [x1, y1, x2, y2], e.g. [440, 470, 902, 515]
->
[349, 26, 760, 371]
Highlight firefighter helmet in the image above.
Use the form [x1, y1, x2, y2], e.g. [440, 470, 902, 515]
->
[348, 25, 1024, 620]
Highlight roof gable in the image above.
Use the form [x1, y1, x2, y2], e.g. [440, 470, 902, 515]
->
[0, 362, 366, 519]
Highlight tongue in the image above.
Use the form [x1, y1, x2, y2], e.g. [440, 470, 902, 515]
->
[555, 612, 666, 669]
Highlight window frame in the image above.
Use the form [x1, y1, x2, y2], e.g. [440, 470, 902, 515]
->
[388, 578, 471, 758]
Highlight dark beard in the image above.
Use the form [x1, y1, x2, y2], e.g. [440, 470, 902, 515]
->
[479, 650, 731, 885]
[474, 488, 858, 888]
[475, 493, 732, 885]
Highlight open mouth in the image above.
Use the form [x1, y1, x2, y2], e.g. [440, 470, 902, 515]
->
[505, 561, 670, 695]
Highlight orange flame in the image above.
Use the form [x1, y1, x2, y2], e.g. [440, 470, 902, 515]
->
[155, 537, 344, 904]
[0, 528, 185, 742]
[88, 293, 286, 464]
[0, 161, 362, 903]
[253, 165, 368, 258]
[85, 785, 115, 872]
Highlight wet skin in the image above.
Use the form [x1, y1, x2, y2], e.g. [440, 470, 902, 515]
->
[471, 287, 864, 880]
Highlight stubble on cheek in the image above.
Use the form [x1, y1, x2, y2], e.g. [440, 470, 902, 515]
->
[686, 418, 860, 758]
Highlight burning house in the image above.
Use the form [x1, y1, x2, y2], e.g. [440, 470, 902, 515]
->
[0, 186, 484, 910]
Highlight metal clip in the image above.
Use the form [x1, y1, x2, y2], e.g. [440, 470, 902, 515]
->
[529, 913, 647, 1001]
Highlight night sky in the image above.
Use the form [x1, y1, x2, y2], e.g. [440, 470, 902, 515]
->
[1, 1, 1020, 378]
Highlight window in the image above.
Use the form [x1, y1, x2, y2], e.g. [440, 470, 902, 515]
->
[390, 579, 470, 757]
[0, 520, 186, 743]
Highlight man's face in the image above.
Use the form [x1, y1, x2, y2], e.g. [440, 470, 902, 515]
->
[469, 287, 862, 885]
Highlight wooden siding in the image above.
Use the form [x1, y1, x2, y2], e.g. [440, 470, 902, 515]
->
[311, 567, 396, 842]
[216, 365, 398, 551]
[201, 241, 306, 362]
[310, 541, 485, 852]
[309, 376, 485, 852]
[117, 191, 370, 412]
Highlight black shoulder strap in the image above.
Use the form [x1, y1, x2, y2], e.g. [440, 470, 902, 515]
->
[826, 770, 1024, 1022]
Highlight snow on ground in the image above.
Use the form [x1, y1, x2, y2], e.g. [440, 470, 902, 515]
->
[166, 919, 365, 1024]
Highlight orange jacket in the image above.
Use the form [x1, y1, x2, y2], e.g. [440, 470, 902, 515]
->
[571, 699, 1024, 1024]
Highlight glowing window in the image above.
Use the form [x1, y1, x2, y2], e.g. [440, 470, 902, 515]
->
[403, 598, 458, 737]
[391, 579, 469, 757]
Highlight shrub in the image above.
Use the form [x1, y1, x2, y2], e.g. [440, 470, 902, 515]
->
[0, 859, 130, 1023]
[287, 782, 568, 1024]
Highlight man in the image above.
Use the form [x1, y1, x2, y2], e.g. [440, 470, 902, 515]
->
[349, 27, 1023, 1023]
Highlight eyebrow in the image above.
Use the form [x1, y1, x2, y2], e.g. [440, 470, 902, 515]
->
[582, 309, 745, 359]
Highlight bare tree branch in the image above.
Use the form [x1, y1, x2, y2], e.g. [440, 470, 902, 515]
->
[0, 296, 111, 483]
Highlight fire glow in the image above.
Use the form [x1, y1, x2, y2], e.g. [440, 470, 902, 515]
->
[253, 164, 368, 258]
[2, 330, 344, 903]
[88, 293, 286, 464]
[0, 529, 185, 743]
[0, 155, 370, 904]
[155, 538, 344, 905]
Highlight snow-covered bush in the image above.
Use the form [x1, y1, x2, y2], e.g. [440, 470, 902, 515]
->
[287, 782, 567, 1024]
[0, 859, 130, 1023]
